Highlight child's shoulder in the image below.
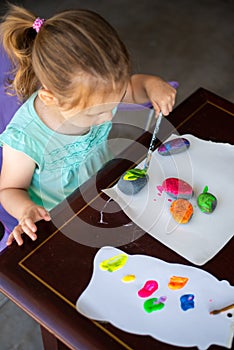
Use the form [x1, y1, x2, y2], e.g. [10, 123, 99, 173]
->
[10, 92, 38, 129]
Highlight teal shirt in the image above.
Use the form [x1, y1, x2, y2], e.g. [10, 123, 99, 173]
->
[0, 92, 113, 210]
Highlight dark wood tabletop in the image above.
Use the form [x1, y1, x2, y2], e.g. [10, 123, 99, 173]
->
[0, 88, 234, 350]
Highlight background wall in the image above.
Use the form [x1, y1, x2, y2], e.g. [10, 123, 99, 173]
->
[1, 0, 234, 106]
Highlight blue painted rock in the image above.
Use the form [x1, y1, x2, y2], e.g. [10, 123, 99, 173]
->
[162, 178, 193, 199]
[117, 168, 149, 195]
[170, 199, 193, 224]
[158, 137, 190, 156]
[197, 186, 217, 213]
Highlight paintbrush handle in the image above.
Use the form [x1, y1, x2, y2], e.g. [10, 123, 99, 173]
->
[144, 112, 163, 171]
[210, 303, 234, 315]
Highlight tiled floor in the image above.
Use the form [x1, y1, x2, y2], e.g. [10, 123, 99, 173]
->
[0, 0, 233, 349]
[0, 293, 43, 350]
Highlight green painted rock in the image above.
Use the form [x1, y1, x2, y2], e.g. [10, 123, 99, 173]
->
[197, 186, 217, 213]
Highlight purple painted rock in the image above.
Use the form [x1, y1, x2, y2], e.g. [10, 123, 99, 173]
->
[158, 137, 190, 156]
[162, 178, 193, 199]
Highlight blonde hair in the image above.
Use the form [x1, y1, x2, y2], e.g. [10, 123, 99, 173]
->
[0, 4, 131, 107]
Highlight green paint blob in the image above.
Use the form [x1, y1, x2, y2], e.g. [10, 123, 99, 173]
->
[123, 168, 147, 181]
[99, 254, 128, 272]
[144, 298, 165, 313]
[197, 186, 217, 213]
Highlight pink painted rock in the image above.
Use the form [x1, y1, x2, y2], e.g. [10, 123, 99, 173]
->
[162, 178, 193, 199]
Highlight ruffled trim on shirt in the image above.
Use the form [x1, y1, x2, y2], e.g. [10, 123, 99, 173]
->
[0, 126, 42, 168]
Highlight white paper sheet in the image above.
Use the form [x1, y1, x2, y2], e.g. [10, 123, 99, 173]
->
[76, 246, 234, 350]
[102, 134, 234, 265]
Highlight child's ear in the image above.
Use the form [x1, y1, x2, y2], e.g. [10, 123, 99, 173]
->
[38, 88, 58, 106]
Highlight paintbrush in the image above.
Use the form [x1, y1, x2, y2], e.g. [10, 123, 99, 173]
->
[210, 303, 234, 315]
[143, 111, 163, 172]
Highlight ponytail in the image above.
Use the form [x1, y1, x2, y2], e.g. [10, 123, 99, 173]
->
[0, 4, 40, 101]
[1, 5, 130, 108]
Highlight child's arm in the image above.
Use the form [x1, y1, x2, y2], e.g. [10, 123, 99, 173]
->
[0, 145, 51, 246]
[123, 74, 177, 116]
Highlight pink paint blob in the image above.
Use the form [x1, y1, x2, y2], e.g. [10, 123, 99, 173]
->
[138, 280, 159, 298]
[168, 198, 172, 202]
[156, 185, 164, 194]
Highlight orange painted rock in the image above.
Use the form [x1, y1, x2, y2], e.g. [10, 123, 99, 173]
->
[170, 199, 193, 224]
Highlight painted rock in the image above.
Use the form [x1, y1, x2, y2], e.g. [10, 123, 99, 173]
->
[117, 168, 148, 195]
[158, 137, 190, 156]
[197, 186, 217, 213]
[170, 199, 193, 224]
[162, 178, 193, 199]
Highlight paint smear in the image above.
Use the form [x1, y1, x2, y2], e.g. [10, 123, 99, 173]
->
[180, 294, 195, 311]
[122, 274, 136, 283]
[155, 296, 167, 304]
[100, 254, 128, 272]
[168, 276, 189, 290]
[157, 185, 164, 194]
[138, 280, 159, 298]
[144, 297, 165, 313]
[99, 198, 113, 224]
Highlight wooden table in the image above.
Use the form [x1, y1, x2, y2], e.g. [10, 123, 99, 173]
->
[1, 88, 233, 350]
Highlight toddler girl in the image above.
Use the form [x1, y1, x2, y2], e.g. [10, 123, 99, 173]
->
[0, 4, 176, 246]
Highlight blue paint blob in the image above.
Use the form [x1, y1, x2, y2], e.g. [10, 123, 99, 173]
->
[180, 294, 195, 311]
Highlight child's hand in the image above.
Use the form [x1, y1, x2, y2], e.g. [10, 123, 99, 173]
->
[145, 76, 177, 116]
[7, 205, 51, 246]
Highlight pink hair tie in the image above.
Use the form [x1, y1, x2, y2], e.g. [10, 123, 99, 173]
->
[32, 17, 45, 33]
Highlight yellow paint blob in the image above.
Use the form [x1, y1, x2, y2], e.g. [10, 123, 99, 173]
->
[121, 274, 136, 283]
[99, 254, 128, 272]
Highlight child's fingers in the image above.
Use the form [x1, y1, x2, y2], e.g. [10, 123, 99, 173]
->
[152, 103, 160, 116]
[6, 232, 15, 246]
[7, 226, 24, 246]
[160, 98, 174, 116]
[154, 101, 172, 116]
[6, 207, 51, 247]
[37, 207, 51, 221]
[161, 104, 170, 116]
[21, 219, 38, 241]
[152, 87, 176, 116]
